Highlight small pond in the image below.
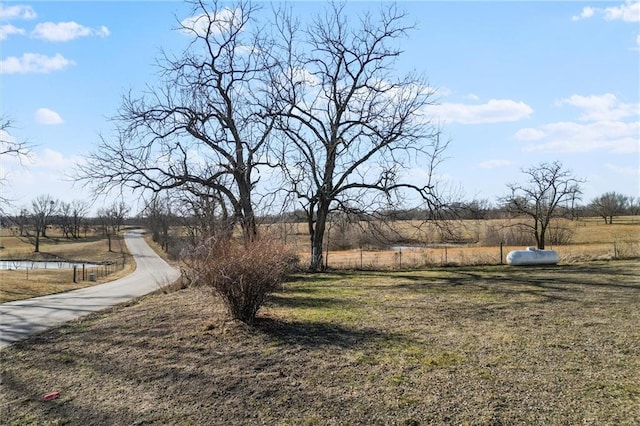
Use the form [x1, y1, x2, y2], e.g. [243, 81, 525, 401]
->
[0, 260, 103, 270]
[391, 246, 426, 251]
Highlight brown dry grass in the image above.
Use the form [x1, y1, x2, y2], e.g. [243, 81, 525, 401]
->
[1, 260, 638, 425]
[261, 216, 640, 254]
[2, 217, 638, 302]
[0, 230, 135, 302]
[285, 217, 640, 269]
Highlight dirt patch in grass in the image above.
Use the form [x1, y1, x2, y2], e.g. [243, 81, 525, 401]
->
[1, 260, 639, 425]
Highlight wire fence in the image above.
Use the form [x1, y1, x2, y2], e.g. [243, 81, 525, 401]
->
[317, 240, 640, 270]
[72, 260, 127, 283]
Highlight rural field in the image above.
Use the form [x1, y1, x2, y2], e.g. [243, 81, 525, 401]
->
[1, 216, 638, 424]
[1, 260, 638, 424]
[263, 216, 640, 269]
[0, 216, 638, 303]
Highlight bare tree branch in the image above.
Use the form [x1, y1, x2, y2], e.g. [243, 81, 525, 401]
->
[266, 2, 446, 271]
[1, 117, 34, 213]
[501, 161, 584, 249]
[76, 0, 277, 241]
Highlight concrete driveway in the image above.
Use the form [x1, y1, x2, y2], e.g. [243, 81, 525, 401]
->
[0, 229, 180, 349]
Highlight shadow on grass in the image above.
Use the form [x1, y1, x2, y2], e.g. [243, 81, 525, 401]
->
[387, 261, 640, 295]
[2, 261, 639, 424]
[255, 316, 395, 349]
[268, 293, 357, 310]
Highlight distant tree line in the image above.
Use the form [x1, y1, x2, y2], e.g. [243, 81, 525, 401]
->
[3, 196, 130, 253]
[2, 184, 636, 255]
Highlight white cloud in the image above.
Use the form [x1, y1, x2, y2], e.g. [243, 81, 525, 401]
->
[0, 4, 36, 20]
[604, 0, 640, 22]
[478, 159, 512, 169]
[557, 93, 639, 121]
[0, 128, 20, 155]
[31, 21, 110, 42]
[466, 93, 480, 101]
[32, 148, 71, 170]
[605, 163, 640, 176]
[1, 147, 93, 207]
[0, 24, 25, 40]
[435, 86, 452, 98]
[181, 8, 242, 37]
[572, 6, 595, 21]
[427, 99, 533, 124]
[522, 93, 640, 154]
[0, 53, 75, 74]
[288, 66, 321, 87]
[3, 148, 78, 180]
[514, 128, 545, 140]
[0, 128, 15, 142]
[35, 108, 64, 125]
[572, 1, 640, 22]
[518, 120, 639, 154]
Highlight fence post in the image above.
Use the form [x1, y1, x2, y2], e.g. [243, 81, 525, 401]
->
[500, 242, 504, 265]
[73, 266, 77, 283]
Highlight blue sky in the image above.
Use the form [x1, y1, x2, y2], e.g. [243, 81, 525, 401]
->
[1, 1, 639, 215]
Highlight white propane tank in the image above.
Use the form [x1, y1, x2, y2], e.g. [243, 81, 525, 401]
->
[506, 247, 559, 266]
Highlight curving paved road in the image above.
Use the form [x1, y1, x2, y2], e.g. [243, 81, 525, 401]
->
[0, 229, 180, 349]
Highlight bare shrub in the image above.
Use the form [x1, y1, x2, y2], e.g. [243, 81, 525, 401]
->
[613, 240, 640, 259]
[420, 250, 436, 267]
[547, 223, 575, 246]
[481, 224, 534, 247]
[184, 238, 298, 324]
[327, 220, 407, 251]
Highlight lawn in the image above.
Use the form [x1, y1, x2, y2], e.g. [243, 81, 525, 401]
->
[1, 260, 638, 425]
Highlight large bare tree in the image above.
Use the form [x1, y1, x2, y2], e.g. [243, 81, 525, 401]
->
[267, 2, 445, 271]
[27, 194, 58, 252]
[590, 191, 630, 224]
[502, 161, 584, 250]
[77, 0, 276, 241]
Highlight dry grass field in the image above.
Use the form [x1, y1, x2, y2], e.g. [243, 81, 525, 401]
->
[1, 217, 637, 302]
[1, 218, 638, 424]
[263, 216, 640, 269]
[1, 260, 638, 424]
[0, 229, 134, 302]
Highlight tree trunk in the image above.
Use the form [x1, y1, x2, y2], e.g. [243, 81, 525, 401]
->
[310, 202, 329, 272]
[538, 226, 546, 249]
[237, 172, 258, 242]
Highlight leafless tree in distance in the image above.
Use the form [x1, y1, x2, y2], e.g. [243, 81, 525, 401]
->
[27, 194, 58, 252]
[502, 161, 584, 250]
[267, 2, 446, 271]
[590, 191, 630, 224]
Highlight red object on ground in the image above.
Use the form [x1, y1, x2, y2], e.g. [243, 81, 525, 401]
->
[43, 391, 60, 401]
